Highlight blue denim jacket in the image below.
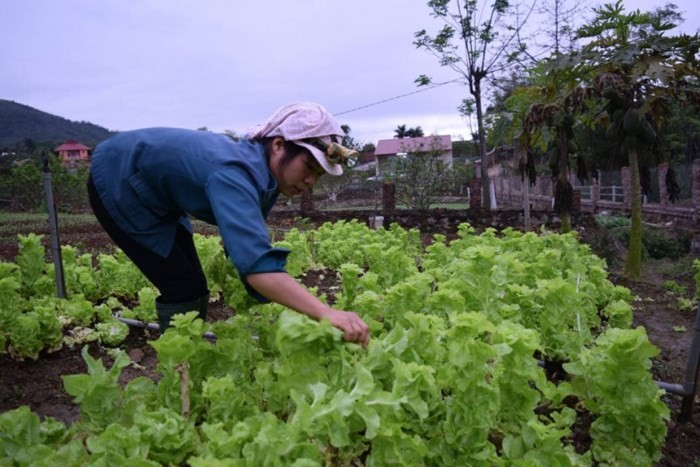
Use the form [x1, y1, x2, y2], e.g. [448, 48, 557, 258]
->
[90, 127, 287, 300]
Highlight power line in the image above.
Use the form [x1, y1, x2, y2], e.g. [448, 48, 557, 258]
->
[334, 78, 463, 116]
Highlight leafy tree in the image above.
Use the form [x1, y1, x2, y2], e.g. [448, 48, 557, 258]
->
[0, 162, 42, 211]
[361, 142, 376, 152]
[577, 1, 699, 279]
[414, 0, 535, 208]
[386, 137, 468, 210]
[535, 0, 589, 55]
[23, 138, 37, 153]
[314, 168, 356, 203]
[656, 99, 700, 164]
[452, 138, 479, 159]
[340, 125, 363, 151]
[522, 1, 700, 278]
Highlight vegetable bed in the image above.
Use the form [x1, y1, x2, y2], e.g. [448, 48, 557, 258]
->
[0, 220, 693, 465]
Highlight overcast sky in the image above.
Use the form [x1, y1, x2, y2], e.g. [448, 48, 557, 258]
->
[2, 0, 697, 145]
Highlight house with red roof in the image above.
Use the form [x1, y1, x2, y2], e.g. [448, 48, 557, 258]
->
[374, 135, 452, 176]
[54, 140, 92, 169]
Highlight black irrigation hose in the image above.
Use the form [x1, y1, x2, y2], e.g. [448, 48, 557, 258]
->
[115, 317, 218, 340]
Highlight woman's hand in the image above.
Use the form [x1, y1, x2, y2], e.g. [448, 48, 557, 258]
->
[324, 309, 370, 348]
[246, 272, 370, 348]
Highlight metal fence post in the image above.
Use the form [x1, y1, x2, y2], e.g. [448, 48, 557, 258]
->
[678, 302, 700, 423]
[42, 152, 67, 299]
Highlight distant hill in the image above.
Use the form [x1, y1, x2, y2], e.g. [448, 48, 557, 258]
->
[0, 99, 116, 148]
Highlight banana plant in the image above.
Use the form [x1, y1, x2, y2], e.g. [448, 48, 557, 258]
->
[572, 1, 700, 279]
[519, 1, 699, 278]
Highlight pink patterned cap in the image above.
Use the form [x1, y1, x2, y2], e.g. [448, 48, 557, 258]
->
[246, 102, 356, 175]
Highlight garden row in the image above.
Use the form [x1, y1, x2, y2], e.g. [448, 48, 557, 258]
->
[2, 220, 694, 465]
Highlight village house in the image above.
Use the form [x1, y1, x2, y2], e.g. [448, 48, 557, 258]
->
[373, 135, 453, 177]
[54, 140, 92, 169]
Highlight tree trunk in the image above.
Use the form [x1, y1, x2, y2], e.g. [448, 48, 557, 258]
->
[559, 133, 572, 233]
[625, 150, 643, 279]
[559, 188, 571, 233]
[523, 176, 531, 231]
[474, 78, 491, 209]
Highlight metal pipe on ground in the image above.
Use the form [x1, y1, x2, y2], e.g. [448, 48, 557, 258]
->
[116, 317, 219, 340]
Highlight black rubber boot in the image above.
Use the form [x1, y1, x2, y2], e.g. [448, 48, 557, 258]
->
[156, 293, 209, 332]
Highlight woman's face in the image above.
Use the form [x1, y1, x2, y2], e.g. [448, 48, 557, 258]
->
[269, 137, 325, 197]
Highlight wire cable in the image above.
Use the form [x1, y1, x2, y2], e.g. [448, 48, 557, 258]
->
[334, 78, 463, 116]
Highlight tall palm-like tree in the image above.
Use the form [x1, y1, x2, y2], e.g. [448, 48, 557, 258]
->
[575, 2, 699, 279]
[405, 127, 425, 138]
[524, 1, 699, 278]
[394, 125, 408, 139]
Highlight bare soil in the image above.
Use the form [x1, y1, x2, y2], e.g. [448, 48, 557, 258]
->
[0, 212, 698, 466]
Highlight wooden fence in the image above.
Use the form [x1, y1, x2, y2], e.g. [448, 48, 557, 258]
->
[491, 160, 700, 224]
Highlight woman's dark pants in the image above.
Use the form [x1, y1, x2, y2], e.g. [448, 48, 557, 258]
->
[87, 175, 209, 330]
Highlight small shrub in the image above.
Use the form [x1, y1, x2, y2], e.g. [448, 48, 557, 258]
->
[643, 229, 688, 260]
